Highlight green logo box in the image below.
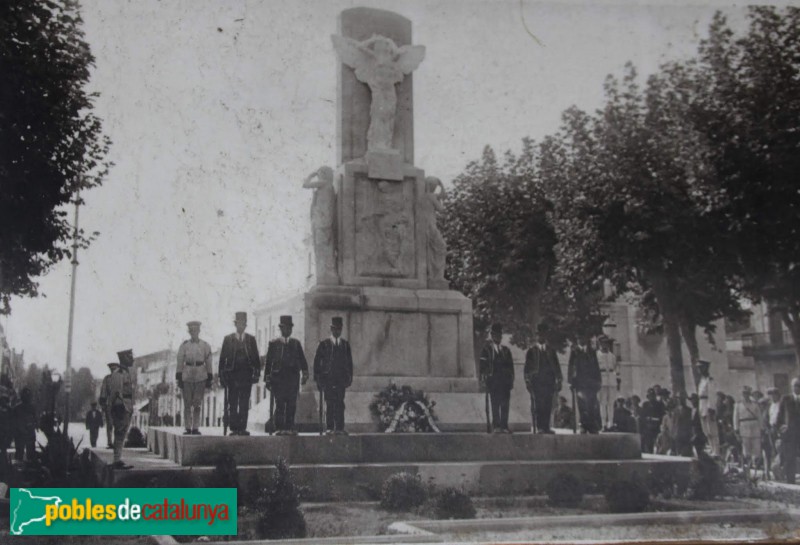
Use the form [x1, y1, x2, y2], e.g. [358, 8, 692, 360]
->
[10, 487, 237, 536]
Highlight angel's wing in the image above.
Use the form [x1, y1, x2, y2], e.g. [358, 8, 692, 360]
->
[331, 35, 375, 70]
[395, 45, 426, 74]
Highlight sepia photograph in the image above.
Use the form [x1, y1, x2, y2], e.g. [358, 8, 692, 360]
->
[1, 0, 799, 543]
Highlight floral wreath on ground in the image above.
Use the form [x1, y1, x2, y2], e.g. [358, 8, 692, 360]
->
[369, 383, 440, 433]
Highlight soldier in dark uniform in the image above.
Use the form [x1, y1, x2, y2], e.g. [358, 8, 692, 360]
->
[98, 362, 119, 448]
[219, 312, 261, 436]
[264, 315, 309, 435]
[640, 387, 666, 453]
[313, 316, 354, 435]
[479, 323, 515, 433]
[524, 323, 562, 434]
[85, 401, 104, 448]
[567, 332, 602, 434]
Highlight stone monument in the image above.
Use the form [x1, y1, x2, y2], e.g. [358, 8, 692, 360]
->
[256, 7, 489, 431]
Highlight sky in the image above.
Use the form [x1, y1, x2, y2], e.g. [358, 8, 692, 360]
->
[3, 0, 759, 378]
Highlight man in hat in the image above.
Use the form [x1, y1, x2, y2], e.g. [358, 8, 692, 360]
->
[219, 312, 261, 435]
[596, 335, 620, 430]
[479, 323, 515, 433]
[313, 316, 354, 434]
[108, 350, 135, 469]
[776, 378, 800, 483]
[696, 359, 716, 451]
[640, 388, 665, 453]
[734, 385, 763, 467]
[98, 362, 119, 448]
[524, 323, 562, 434]
[84, 401, 104, 448]
[265, 316, 309, 435]
[567, 331, 601, 434]
[176, 321, 213, 435]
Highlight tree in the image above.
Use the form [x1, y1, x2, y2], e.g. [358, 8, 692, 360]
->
[0, 0, 110, 313]
[69, 366, 96, 420]
[442, 142, 557, 349]
[691, 7, 800, 367]
[550, 63, 742, 395]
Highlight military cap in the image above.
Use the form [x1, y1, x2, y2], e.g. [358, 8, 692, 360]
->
[279, 315, 293, 326]
[331, 316, 343, 328]
[490, 323, 503, 334]
[107, 362, 120, 369]
[235, 312, 247, 321]
[598, 334, 614, 345]
[187, 320, 201, 327]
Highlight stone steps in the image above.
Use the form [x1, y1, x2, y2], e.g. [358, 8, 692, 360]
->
[147, 427, 642, 466]
[91, 446, 691, 502]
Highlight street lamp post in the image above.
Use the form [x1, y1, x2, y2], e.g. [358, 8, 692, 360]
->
[64, 190, 81, 436]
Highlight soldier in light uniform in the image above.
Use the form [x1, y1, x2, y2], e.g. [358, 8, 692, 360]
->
[264, 315, 309, 435]
[98, 362, 119, 448]
[696, 359, 716, 456]
[734, 385, 763, 467]
[596, 335, 620, 430]
[108, 350, 135, 469]
[176, 321, 213, 435]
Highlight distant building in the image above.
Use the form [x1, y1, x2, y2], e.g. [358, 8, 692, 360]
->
[727, 301, 797, 395]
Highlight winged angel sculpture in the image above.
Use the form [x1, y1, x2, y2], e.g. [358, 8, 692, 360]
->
[332, 35, 425, 152]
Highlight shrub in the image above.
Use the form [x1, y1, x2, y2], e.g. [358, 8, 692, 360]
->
[431, 487, 476, 519]
[688, 457, 724, 500]
[124, 427, 147, 448]
[604, 479, 650, 513]
[380, 472, 428, 511]
[545, 473, 584, 507]
[254, 458, 307, 540]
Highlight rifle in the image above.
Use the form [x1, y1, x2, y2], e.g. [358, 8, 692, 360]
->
[319, 387, 325, 436]
[483, 377, 492, 434]
[268, 384, 275, 436]
[223, 381, 229, 436]
[571, 386, 578, 434]
[530, 390, 538, 434]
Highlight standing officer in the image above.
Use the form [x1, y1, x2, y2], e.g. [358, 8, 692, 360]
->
[597, 335, 620, 430]
[696, 359, 716, 451]
[176, 321, 213, 435]
[524, 323, 562, 434]
[264, 316, 309, 435]
[640, 387, 666, 453]
[567, 332, 601, 434]
[98, 362, 119, 448]
[109, 350, 135, 469]
[219, 312, 261, 436]
[479, 323, 515, 434]
[84, 401, 104, 448]
[776, 378, 800, 484]
[313, 316, 354, 435]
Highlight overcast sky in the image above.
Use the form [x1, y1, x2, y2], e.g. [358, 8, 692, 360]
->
[3, 0, 758, 377]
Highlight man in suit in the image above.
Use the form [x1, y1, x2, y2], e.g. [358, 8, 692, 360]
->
[640, 387, 666, 453]
[479, 323, 515, 433]
[567, 332, 602, 434]
[265, 315, 309, 435]
[219, 312, 261, 436]
[98, 362, 119, 448]
[85, 401, 104, 448]
[176, 321, 213, 435]
[313, 316, 354, 435]
[524, 323, 562, 434]
[776, 377, 800, 484]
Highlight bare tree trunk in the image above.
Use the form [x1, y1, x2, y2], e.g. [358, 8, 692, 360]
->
[779, 308, 800, 376]
[651, 274, 687, 396]
[679, 315, 700, 393]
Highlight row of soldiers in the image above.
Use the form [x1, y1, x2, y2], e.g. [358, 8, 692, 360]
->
[173, 312, 353, 439]
[479, 323, 619, 434]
